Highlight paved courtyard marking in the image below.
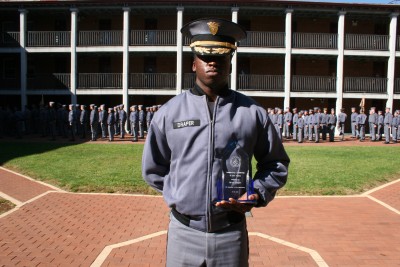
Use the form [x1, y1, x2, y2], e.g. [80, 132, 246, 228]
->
[249, 232, 329, 267]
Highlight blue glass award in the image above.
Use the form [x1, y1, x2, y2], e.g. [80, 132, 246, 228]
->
[217, 140, 256, 204]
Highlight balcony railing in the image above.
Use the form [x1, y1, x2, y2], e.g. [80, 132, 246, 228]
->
[27, 31, 70, 47]
[1, 32, 20, 47]
[239, 32, 285, 48]
[28, 73, 70, 90]
[130, 30, 176, 46]
[78, 31, 122, 46]
[78, 73, 122, 89]
[238, 74, 284, 91]
[0, 78, 20, 90]
[293, 33, 337, 49]
[345, 34, 389, 51]
[343, 77, 387, 93]
[393, 78, 400, 93]
[292, 76, 336, 92]
[130, 73, 175, 89]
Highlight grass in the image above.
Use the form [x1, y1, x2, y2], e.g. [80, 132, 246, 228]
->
[1, 142, 399, 196]
[0, 198, 16, 214]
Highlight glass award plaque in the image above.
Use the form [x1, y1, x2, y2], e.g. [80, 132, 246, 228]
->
[217, 140, 256, 204]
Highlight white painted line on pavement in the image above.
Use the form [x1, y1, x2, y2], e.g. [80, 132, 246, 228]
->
[362, 178, 400, 195]
[90, 230, 168, 267]
[366, 195, 400, 215]
[0, 166, 65, 192]
[249, 232, 329, 267]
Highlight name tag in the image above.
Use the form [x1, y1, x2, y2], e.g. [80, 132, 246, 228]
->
[173, 119, 200, 129]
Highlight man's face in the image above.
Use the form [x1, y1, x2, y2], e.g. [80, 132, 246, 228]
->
[192, 54, 231, 89]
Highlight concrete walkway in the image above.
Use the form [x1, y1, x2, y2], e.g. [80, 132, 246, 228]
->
[1, 167, 399, 267]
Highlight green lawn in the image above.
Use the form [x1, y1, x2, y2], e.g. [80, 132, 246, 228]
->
[1, 142, 399, 196]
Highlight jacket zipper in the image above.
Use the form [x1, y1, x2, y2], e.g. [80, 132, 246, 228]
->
[206, 96, 218, 232]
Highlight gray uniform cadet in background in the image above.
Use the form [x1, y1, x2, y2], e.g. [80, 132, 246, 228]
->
[99, 104, 107, 139]
[392, 111, 399, 143]
[338, 108, 347, 141]
[297, 111, 304, 143]
[357, 109, 367, 141]
[327, 108, 337, 142]
[142, 18, 290, 267]
[119, 104, 127, 139]
[107, 108, 115, 141]
[312, 107, 322, 143]
[350, 107, 359, 138]
[383, 107, 393, 144]
[283, 107, 292, 138]
[369, 108, 378, 141]
[292, 108, 298, 141]
[377, 110, 384, 141]
[129, 105, 138, 142]
[138, 105, 145, 138]
[89, 104, 98, 141]
[68, 104, 76, 141]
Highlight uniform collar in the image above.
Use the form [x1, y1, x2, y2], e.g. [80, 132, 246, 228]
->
[190, 83, 231, 98]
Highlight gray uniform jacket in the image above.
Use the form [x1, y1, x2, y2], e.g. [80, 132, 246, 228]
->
[384, 113, 393, 125]
[338, 113, 347, 123]
[142, 87, 290, 233]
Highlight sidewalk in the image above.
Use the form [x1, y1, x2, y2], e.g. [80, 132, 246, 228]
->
[1, 167, 399, 267]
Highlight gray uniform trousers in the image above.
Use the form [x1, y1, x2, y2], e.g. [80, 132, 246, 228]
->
[393, 126, 398, 142]
[359, 125, 366, 140]
[351, 122, 358, 137]
[298, 127, 303, 143]
[304, 125, 308, 139]
[384, 124, 391, 143]
[314, 125, 320, 142]
[369, 123, 376, 141]
[91, 122, 98, 141]
[292, 124, 297, 140]
[167, 214, 249, 267]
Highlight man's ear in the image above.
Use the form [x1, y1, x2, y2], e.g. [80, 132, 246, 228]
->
[192, 60, 196, 72]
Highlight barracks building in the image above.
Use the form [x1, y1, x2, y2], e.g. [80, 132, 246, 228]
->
[1, 0, 400, 114]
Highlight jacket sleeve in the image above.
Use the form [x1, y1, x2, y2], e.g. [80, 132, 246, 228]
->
[252, 116, 290, 207]
[141, 119, 171, 193]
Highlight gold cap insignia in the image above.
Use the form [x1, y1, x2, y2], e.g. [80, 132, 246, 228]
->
[207, 21, 220, 35]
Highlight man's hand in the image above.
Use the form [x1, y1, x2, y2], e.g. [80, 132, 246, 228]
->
[215, 194, 259, 214]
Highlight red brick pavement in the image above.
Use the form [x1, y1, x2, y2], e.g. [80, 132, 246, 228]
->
[369, 180, 400, 212]
[0, 169, 399, 267]
[0, 168, 59, 203]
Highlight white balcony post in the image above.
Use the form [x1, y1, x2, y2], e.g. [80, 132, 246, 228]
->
[231, 7, 239, 91]
[335, 11, 346, 135]
[284, 9, 293, 108]
[19, 9, 27, 110]
[70, 8, 78, 105]
[123, 7, 130, 110]
[176, 6, 184, 95]
[387, 13, 398, 111]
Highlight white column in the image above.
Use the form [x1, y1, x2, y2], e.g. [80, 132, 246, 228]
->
[231, 7, 239, 91]
[176, 6, 184, 95]
[70, 8, 78, 104]
[19, 9, 27, 110]
[335, 11, 346, 122]
[386, 13, 398, 111]
[123, 7, 130, 109]
[284, 9, 293, 108]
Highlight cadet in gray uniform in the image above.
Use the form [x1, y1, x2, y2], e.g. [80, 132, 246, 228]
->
[303, 109, 309, 140]
[327, 108, 337, 142]
[99, 104, 107, 139]
[377, 110, 384, 141]
[283, 107, 292, 139]
[277, 108, 284, 140]
[397, 110, 400, 141]
[138, 105, 145, 138]
[308, 109, 314, 141]
[68, 104, 76, 141]
[357, 109, 367, 141]
[292, 108, 298, 141]
[313, 107, 322, 143]
[297, 111, 304, 143]
[107, 108, 115, 141]
[338, 108, 347, 141]
[48, 101, 57, 140]
[89, 104, 98, 141]
[119, 104, 127, 139]
[321, 108, 328, 140]
[392, 111, 399, 143]
[129, 105, 138, 142]
[368, 108, 378, 141]
[350, 107, 359, 138]
[80, 105, 89, 139]
[383, 107, 393, 144]
[142, 18, 289, 267]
